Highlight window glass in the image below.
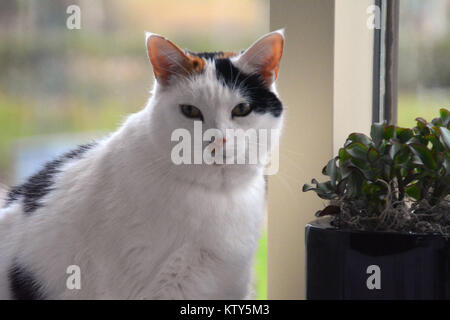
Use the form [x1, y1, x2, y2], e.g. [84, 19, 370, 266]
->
[398, 0, 450, 126]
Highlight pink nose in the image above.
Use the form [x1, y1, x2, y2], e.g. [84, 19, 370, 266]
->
[215, 137, 226, 147]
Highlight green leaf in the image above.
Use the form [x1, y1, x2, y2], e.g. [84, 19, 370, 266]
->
[346, 171, 364, 198]
[440, 108, 450, 127]
[406, 136, 423, 145]
[432, 117, 443, 127]
[443, 152, 450, 177]
[389, 141, 402, 160]
[409, 144, 437, 170]
[440, 127, 450, 150]
[394, 145, 411, 165]
[384, 125, 395, 140]
[323, 158, 338, 185]
[399, 167, 407, 178]
[336, 179, 347, 195]
[303, 185, 326, 197]
[315, 205, 340, 217]
[403, 172, 420, 185]
[383, 163, 392, 180]
[345, 142, 368, 161]
[370, 122, 385, 146]
[304, 179, 338, 199]
[302, 184, 315, 192]
[339, 148, 350, 163]
[362, 181, 381, 196]
[347, 133, 373, 147]
[396, 127, 414, 143]
[416, 117, 428, 126]
[424, 133, 441, 151]
[367, 147, 379, 163]
[415, 117, 431, 135]
[340, 164, 353, 180]
[348, 163, 376, 181]
[397, 152, 411, 166]
[406, 184, 421, 200]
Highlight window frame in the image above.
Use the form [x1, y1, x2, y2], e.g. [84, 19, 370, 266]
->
[372, 0, 400, 124]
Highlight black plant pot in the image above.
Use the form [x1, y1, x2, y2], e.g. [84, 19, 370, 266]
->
[305, 218, 450, 300]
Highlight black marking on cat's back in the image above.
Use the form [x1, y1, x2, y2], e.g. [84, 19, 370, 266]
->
[214, 58, 283, 117]
[8, 262, 46, 300]
[4, 142, 97, 214]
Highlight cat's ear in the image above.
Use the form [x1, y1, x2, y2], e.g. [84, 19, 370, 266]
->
[145, 32, 204, 85]
[234, 29, 285, 86]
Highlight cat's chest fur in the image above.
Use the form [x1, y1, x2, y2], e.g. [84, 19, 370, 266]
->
[99, 182, 265, 299]
[77, 183, 263, 299]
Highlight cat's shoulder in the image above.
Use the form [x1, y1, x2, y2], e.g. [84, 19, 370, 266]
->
[2, 142, 98, 215]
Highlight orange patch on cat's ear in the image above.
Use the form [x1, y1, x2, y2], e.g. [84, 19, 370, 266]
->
[146, 33, 205, 85]
[186, 54, 206, 73]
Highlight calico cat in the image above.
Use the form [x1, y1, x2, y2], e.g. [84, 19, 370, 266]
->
[0, 30, 284, 299]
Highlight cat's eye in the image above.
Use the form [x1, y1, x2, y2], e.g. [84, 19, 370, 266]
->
[180, 104, 203, 121]
[231, 103, 252, 118]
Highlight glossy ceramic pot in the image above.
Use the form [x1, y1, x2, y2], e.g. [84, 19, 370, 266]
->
[306, 218, 450, 299]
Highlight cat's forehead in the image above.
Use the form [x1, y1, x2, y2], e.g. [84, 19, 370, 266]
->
[181, 50, 242, 75]
[168, 50, 283, 118]
[176, 58, 244, 107]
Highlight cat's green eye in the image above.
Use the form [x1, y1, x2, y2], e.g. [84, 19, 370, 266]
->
[180, 104, 203, 121]
[231, 103, 252, 118]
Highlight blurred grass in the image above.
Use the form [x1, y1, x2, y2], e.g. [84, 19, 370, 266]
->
[254, 230, 267, 300]
[398, 92, 450, 127]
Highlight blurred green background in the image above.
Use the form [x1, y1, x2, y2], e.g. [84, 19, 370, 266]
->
[398, 0, 450, 127]
[0, 0, 450, 300]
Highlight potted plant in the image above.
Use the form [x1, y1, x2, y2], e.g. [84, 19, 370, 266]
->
[303, 108, 450, 300]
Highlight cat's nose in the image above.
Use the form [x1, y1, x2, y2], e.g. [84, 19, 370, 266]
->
[210, 137, 226, 158]
[210, 136, 226, 146]
[217, 137, 226, 146]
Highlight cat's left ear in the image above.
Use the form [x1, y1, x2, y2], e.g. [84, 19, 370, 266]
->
[234, 29, 285, 86]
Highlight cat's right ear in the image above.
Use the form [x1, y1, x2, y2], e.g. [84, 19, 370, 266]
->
[146, 32, 202, 86]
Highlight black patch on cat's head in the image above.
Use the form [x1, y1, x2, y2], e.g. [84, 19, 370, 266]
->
[214, 58, 283, 117]
[8, 261, 46, 300]
[4, 142, 97, 214]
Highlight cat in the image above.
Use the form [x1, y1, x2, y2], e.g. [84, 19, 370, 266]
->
[0, 29, 285, 299]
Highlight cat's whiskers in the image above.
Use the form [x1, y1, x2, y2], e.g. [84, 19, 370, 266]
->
[270, 172, 297, 199]
[246, 140, 305, 159]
